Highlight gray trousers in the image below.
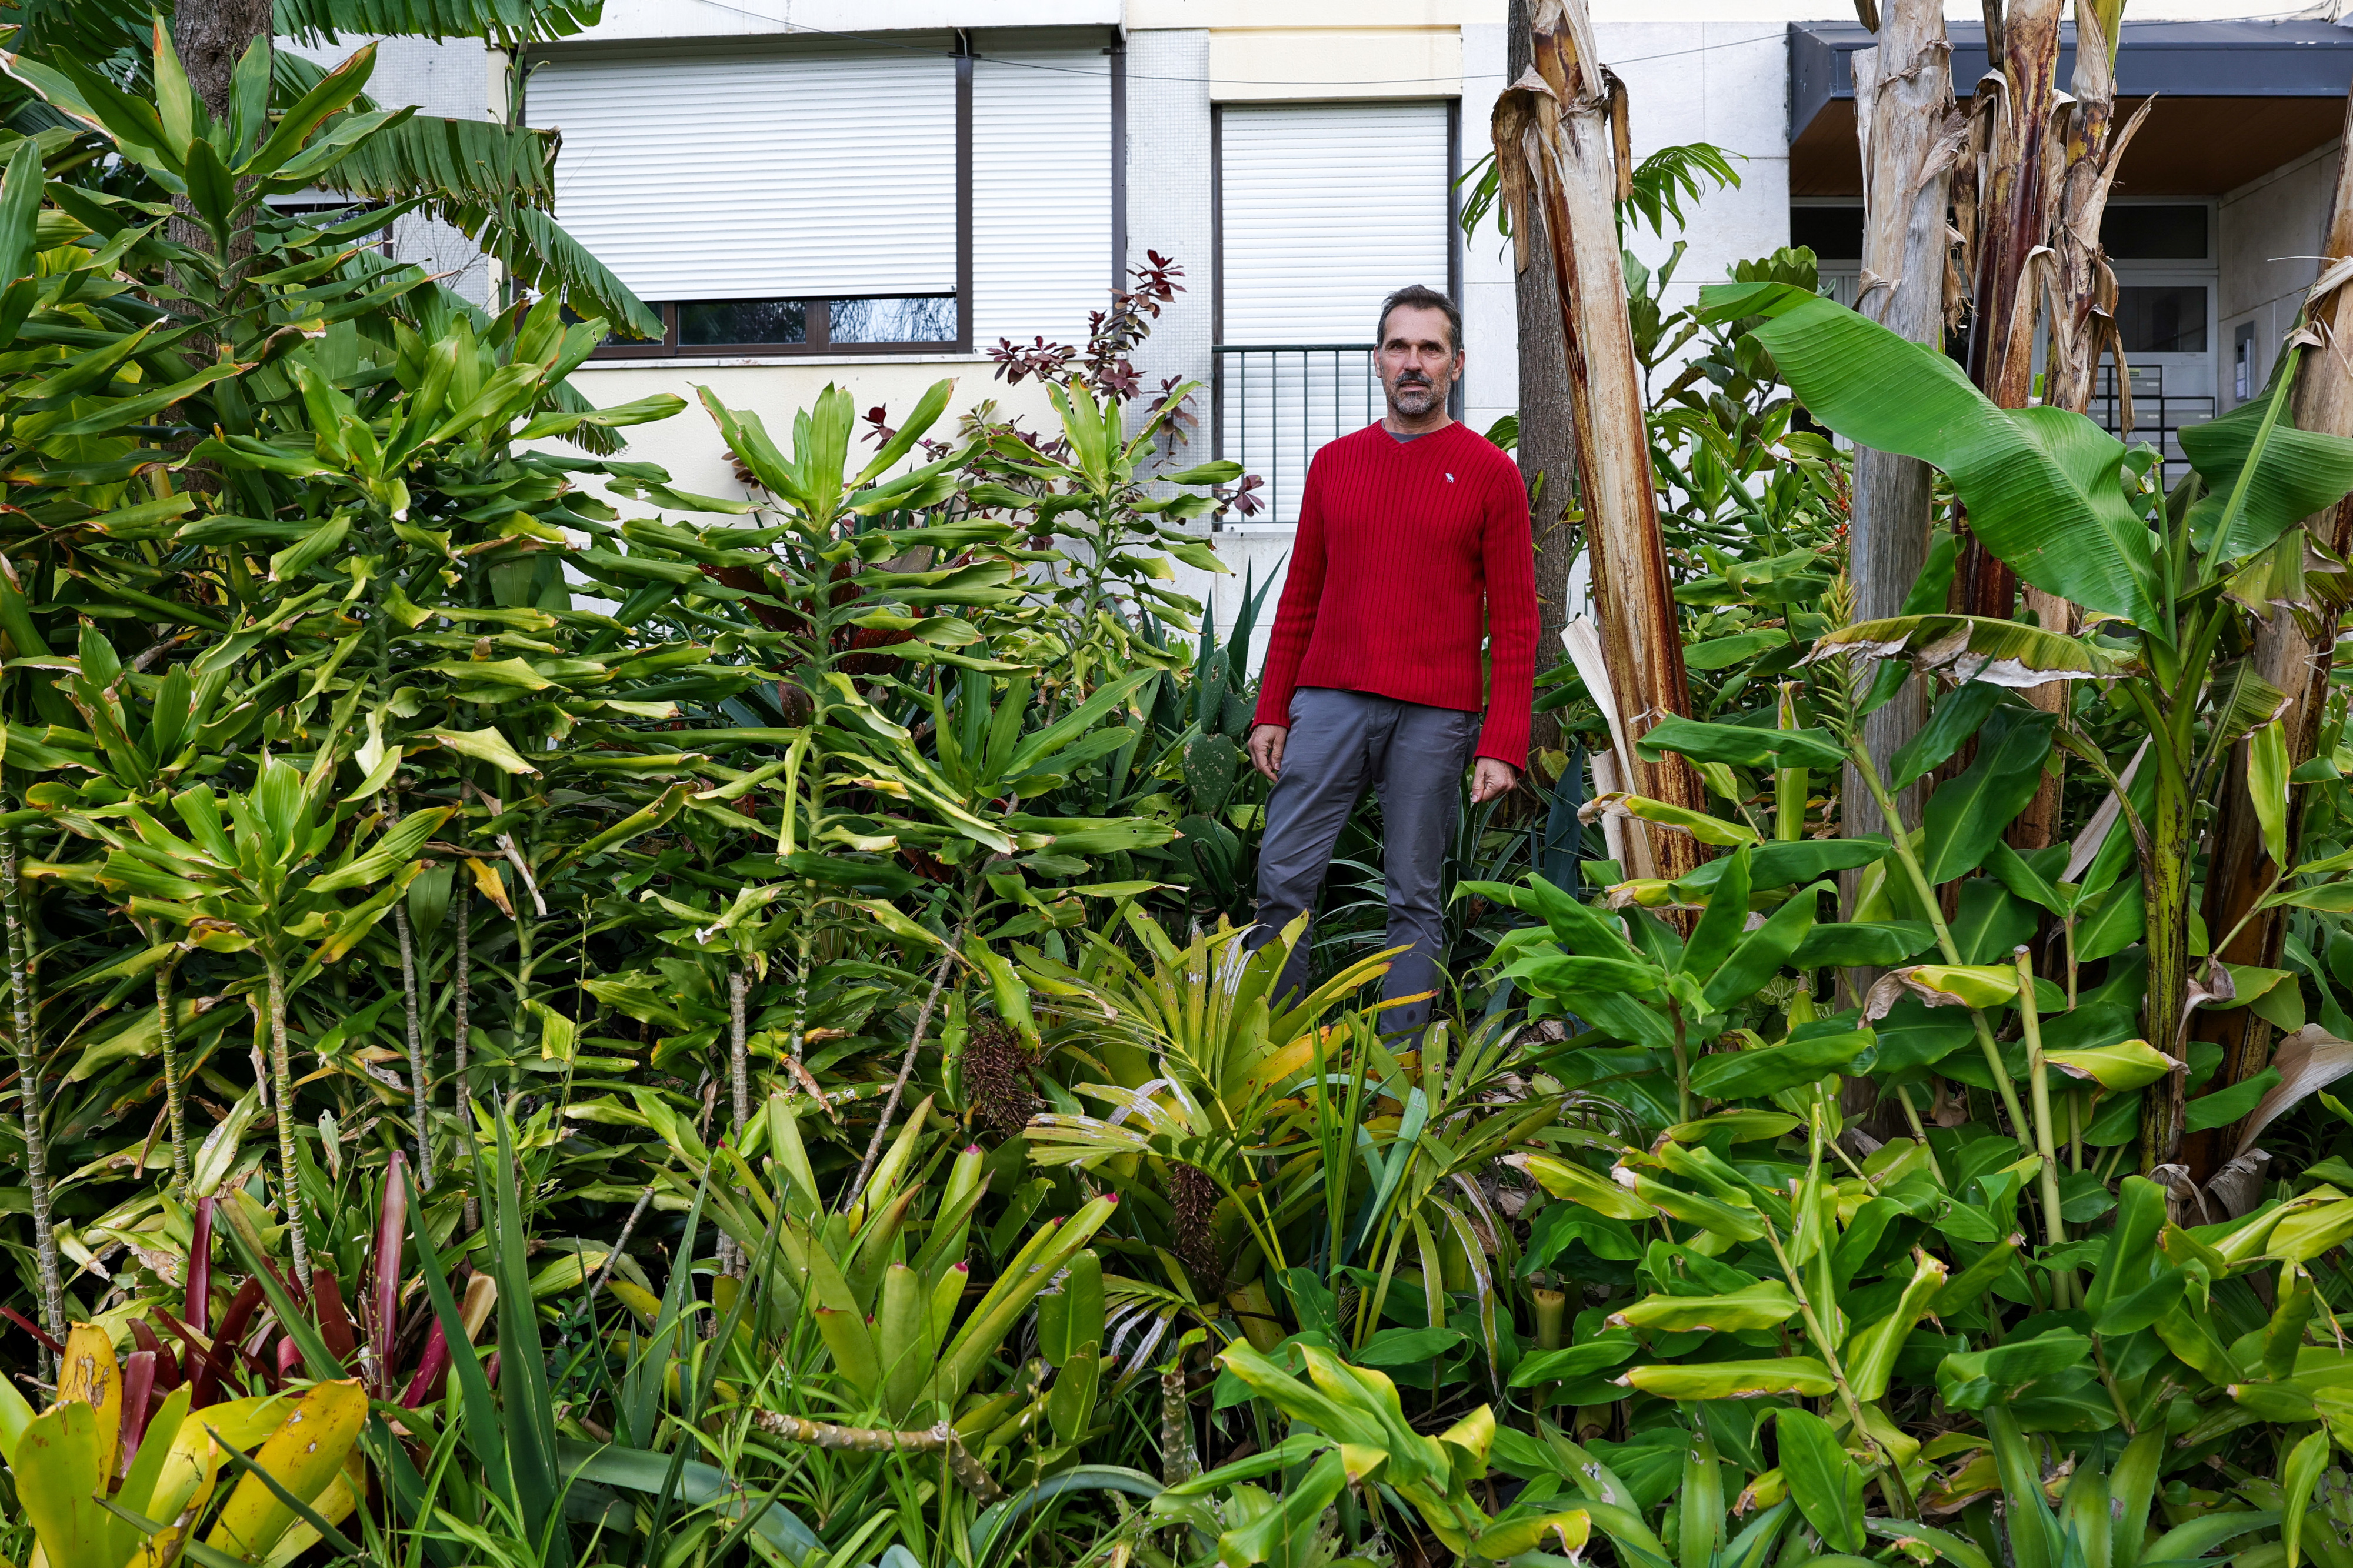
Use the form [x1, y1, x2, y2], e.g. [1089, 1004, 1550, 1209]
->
[1249, 687, 1480, 1036]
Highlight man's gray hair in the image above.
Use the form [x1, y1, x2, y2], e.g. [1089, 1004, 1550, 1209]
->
[1375, 284, 1462, 355]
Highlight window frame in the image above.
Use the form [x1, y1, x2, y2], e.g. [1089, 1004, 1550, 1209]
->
[581, 34, 979, 362]
[593, 297, 965, 359]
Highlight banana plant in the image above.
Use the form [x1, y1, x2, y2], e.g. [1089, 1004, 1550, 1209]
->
[1698, 278, 2353, 1169]
[89, 750, 451, 1276]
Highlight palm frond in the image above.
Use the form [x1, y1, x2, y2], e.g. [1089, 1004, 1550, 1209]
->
[325, 115, 558, 211]
[448, 202, 661, 342]
[274, 0, 605, 45]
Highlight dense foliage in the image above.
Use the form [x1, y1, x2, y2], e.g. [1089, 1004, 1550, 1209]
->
[12, 10, 2353, 1568]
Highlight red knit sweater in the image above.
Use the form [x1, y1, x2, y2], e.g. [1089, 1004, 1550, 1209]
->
[1252, 421, 1538, 769]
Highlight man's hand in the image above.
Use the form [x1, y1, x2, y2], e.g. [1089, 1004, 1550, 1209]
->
[1471, 758, 1519, 804]
[1248, 723, 1288, 783]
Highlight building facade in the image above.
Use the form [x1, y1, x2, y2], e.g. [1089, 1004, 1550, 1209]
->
[338, 1, 2353, 663]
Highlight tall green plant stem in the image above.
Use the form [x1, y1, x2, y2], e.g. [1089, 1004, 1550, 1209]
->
[1849, 738, 2035, 1150]
[2, 828, 62, 1363]
[394, 891, 432, 1193]
[721, 964, 748, 1278]
[845, 893, 974, 1210]
[155, 951, 191, 1200]
[2140, 720, 2196, 1169]
[1775, 682, 1807, 841]
[262, 951, 310, 1279]
[2134, 349, 2301, 1167]
[1757, 1209, 1911, 1517]
[454, 880, 475, 1233]
[2013, 946, 2073, 1300]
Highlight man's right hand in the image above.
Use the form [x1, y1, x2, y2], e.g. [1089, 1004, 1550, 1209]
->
[1248, 723, 1288, 783]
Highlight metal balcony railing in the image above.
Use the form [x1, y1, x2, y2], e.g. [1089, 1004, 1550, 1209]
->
[2087, 361, 2213, 486]
[1212, 344, 1383, 528]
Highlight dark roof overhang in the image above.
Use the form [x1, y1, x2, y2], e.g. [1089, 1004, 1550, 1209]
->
[1789, 19, 2353, 198]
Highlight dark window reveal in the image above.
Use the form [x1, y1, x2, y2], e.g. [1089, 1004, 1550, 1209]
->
[589, 296, 961, 357]
[2117, 285, 2208, 353]
[2101, 205, 2209, 261]
[1789, 206, 1864, 263]
[679, 299, 806, 346]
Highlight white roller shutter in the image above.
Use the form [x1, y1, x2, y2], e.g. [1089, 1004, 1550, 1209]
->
[973, 45, 1112, 349]
[1218, 103, 1452, 521]
[1219, 102, 1451, 345]
[527, 45, 955, 303]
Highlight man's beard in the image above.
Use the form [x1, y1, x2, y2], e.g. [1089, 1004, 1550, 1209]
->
[1388, 375, 1445, 416]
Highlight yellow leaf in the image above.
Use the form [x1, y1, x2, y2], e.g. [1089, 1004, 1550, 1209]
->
[464, 856, 515, 919]
[54, 1323, 122, 1463]
[203, 1380, 368, 1563]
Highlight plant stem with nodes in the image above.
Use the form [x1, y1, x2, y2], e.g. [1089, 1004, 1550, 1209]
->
[262, 951, 310, 1280]
[155, 950, 191, 1202]
[2, 829, 62, 1377]
[845, 885, 979, 1210]
[454, 880, 475, 1233]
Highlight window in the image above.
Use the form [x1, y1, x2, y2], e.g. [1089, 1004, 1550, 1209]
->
[1214, 101, 1456, 523]
[528, 31, 1114, 361]
[680, 301, 806, 348]
[2102, 205, 2209, 261]
[1790, 205, 1864, 263]
[593, 297, 961, 356]
[2117, 285, 2208, 354]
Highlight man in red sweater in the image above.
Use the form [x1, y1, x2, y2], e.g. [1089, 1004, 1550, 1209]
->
[1245, 284, 1536, 1036]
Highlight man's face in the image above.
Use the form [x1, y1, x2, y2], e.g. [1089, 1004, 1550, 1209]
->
[1375, 304, 1461, 419]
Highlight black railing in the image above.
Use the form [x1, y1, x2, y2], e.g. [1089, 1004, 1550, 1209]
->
[2087, 361, 2212, 486]
[1212, 344, 1383, 527]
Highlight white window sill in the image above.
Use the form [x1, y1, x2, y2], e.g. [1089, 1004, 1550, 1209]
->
[578, 351, 1000, 371]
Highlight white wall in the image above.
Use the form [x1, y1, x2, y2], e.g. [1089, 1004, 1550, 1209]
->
[285, 34, 498, 305]
[2221, 142, 2342, 412]
[1599, 21, 1792, 322]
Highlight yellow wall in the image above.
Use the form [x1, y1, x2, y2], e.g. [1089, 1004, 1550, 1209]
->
[1203, 28, 1463, 101]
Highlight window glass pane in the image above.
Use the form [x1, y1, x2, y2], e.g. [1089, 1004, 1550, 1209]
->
[1789, 206, 1865, 263]
[2116, 285, 2207, 353]
[831, 296, 958, 345]
[678, 300, 806, 346]
[2101, 205, 2208, 261]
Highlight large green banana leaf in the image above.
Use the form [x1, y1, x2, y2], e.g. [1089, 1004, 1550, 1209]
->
[1700, 281, 2162, 628]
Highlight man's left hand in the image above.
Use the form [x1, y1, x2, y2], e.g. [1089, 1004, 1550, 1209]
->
[1471, 758, 1519, 804]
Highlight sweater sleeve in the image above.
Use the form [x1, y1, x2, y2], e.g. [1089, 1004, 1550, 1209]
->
[1474, 457, 1538, 770]
[1251, 458, 1327, 730]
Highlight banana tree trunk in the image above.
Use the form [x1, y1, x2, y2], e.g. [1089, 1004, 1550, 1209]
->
[2, 829, 62, 1366]
[1508, 0, 1584, 757]
[2189, 94, 2353, 1180]
[2014, 0, 2139, 849]
[1497, 0, 1707, 878]
[1955, 0, 2065, 626]
[1844, 0, 1959, 852]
